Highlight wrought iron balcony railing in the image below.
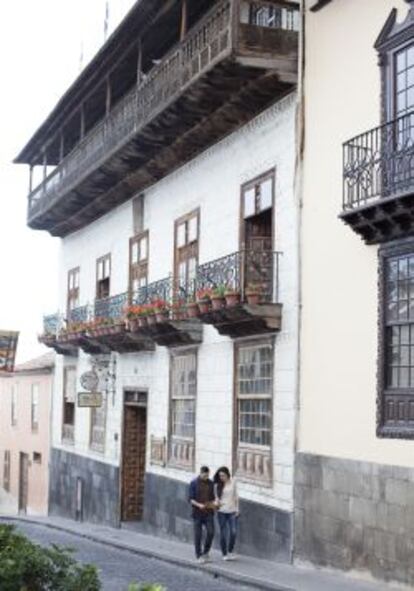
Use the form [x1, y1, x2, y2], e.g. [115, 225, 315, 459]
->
[343, 111, 414, 211]
[41, 249, 282, 336]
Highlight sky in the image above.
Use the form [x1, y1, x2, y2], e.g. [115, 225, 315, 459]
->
[0, 0, 136, 363]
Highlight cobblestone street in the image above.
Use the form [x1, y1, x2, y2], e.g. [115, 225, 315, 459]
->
[11, 521, 251, 591]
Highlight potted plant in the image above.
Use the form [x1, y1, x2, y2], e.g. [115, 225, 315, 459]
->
[146, 304, 157, 325]
[245, 282, 261, 305]
[152, 299, 170, 323]
[137, 305, 150, 328]
[211, 285, 226, 310]
[185, 295, 199, 319]
[171, 300, 185, 321]
[196, 288, 212, 314]
[224, 285, 241, 307]
[126, 305, 140, 332]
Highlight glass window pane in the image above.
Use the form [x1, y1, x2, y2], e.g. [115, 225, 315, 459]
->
[408, 68, 414, 88]
[132, 242, 139, 264]
[188, 216, 198, 243]
[408, 45, 414, 69]
[408, 86, 414, 110]
[397, 50, 406, 73]
[139, 237, 148, 261]
[397, 71, 406, 93]
[177, 223, 186, 247]
[397, 92, 406, 115]
[244, 188, 256, 218]
[259, 178, 273, 211]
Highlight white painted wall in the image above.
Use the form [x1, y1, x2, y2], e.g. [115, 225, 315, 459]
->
[299, 0, 414, 466]
[51, 93, 299, 511]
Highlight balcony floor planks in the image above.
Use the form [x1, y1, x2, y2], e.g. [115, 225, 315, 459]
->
[30, 58, 293, 237]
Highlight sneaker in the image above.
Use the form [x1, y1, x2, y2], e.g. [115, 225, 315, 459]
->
[222, 555, 229, 561]
[203, 553, 212, 563]
[227, 553, 237, 560]
[197, 556, 206, 564]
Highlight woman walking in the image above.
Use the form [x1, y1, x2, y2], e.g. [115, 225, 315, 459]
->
[214, 466, 239, 561]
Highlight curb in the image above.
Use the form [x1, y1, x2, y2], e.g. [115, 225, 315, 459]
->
[1, 516, 294, 591]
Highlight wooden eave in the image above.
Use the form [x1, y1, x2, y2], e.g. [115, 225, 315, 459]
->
[15, 0, 215, 165]
[25, 4, 298, 236]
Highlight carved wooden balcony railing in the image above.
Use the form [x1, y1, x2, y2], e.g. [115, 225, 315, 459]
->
[26, 0, 299, 236]
[341, 111, 414, 244]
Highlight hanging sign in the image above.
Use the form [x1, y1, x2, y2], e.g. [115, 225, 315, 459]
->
[77, 392, 102, 408]
[0, 331, 19, 373]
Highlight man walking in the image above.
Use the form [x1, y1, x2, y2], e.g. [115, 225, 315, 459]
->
[189, 465, 216, 563]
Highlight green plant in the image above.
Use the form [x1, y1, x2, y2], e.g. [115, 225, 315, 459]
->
[212, 284, 226, 298]
[0, 524, 100, 590]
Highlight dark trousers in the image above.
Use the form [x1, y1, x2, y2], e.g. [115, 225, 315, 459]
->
[193, 514, 215, 558]
[218, 512, 237, 556]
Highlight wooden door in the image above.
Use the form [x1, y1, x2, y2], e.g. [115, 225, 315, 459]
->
[121, 403, 147, 521]
[18, 453, 29, 514]
[241, 172, 274, 300]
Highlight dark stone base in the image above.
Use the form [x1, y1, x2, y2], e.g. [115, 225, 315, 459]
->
[49, 448, 120, 527]
[143, 472, 292, 561]
[295, 452, 414, 586]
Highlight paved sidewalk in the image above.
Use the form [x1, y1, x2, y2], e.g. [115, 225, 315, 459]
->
[0, 514, 406, 591]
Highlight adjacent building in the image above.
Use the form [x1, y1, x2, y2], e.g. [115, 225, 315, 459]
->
[15, 0, 300, 560]
[296, 0, 414, 586]
[0, 353, 54, 516]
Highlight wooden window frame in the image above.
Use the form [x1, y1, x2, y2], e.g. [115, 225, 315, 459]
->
[62, 366, 76, 444]
[96, 253, 111, 300]
[168, 348, 198, 471]
[174, 209, 200, 299]
[378, 238, 414, 439]
[129, 230, 149, 297]
[240, 168, 275, 248]
[3, 450, 10, 492]
[233, 337, 274, 485]
[67, 267, 80, 315]
[31, 383, 39, 432]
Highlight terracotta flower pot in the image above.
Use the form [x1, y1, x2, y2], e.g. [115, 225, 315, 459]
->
[197, 299, 211, 314]
[186, 302, 199, 318]
[147, 314, 156, 325]
[224, 292, 241, 307]
[246, 292, 260, 305]
[129, 318, 139, 332]
[211, 296, 225, 311]
[156, 310, 169, 323]
[138, 316, 148, 328]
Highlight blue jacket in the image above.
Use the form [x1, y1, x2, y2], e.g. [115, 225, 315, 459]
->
[189, 477, 215, 518]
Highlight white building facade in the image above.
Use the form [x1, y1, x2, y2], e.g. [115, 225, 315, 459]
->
[50, 94, 299, 559]
[16, 0, 300, 560]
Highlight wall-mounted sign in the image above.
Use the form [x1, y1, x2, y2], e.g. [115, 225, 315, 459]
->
[80, 370, 99, 392]
[0, 331, 19, 373]
[77, 392, 102, 408]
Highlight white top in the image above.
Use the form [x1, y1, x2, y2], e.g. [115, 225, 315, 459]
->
[216, 478, 239, 513]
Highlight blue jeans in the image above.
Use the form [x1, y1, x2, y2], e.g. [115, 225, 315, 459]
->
[217, 512, 237, 556]
[193, 514, 215, 558]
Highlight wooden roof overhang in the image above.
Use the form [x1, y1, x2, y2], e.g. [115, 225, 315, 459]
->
[18, 0, 299, 237]
[15, 0, 214, 166]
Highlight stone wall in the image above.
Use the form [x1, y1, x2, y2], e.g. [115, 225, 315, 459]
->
[144, 472, 292, 561]
[49, 448, 120, 527]
[295, 452, 414, 586]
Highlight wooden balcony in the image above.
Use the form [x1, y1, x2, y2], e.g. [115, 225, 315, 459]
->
[23, 0, 298, 237]
[38, 249, 283, 354]
[341, 112, 414, 244]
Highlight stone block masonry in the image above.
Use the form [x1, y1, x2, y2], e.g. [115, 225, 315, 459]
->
[295, 453, 414, 586]
[49, 448, 120, 527]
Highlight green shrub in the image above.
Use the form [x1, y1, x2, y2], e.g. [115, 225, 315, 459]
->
[0, 524, 100, 591]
